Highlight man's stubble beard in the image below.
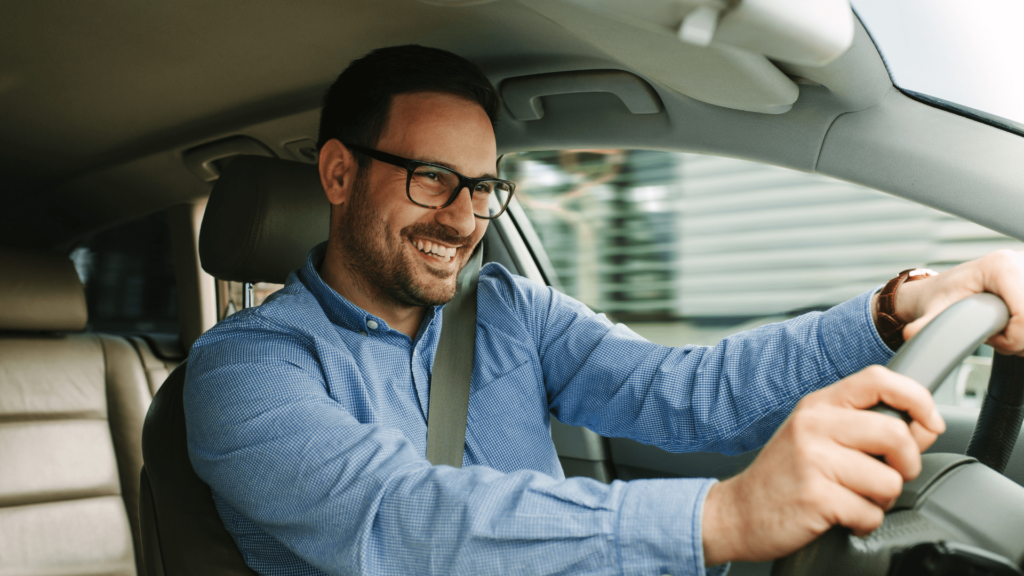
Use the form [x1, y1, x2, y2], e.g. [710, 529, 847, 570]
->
[333, 171, 471, 308]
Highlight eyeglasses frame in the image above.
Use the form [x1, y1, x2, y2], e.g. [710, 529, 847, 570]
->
[345, 144, 516, 220]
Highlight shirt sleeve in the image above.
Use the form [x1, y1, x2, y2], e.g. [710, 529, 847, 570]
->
[185, 313, 721, 576]
[484, 269, 894, 456]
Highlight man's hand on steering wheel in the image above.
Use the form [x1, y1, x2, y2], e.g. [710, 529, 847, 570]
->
[889, 249, 1024, 356]
[701, 367, 946, 565]
[701, 249, 1024, 566]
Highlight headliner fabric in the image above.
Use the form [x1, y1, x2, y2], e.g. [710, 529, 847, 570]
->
[0, 246, 87, 331]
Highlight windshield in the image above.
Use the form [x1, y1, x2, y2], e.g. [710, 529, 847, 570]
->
[853, 0, 1024, 136]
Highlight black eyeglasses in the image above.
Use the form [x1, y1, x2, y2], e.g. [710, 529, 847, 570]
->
[346, 144, 516, 219]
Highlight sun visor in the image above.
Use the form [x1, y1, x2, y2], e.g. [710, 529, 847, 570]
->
[516, 0, 855, 114]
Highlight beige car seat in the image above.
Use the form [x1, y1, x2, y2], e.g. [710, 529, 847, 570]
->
[0, 246, 170, 576]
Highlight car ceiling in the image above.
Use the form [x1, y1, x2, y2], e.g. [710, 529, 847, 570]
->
[2, 0, 1023, 251]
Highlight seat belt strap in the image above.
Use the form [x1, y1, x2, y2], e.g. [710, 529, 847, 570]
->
[425, 244, 483, 468]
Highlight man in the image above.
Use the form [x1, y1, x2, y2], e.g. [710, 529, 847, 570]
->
[184, 45, 1024, 575]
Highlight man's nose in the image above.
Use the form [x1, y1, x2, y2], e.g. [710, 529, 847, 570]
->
[436, 186, 477, 237]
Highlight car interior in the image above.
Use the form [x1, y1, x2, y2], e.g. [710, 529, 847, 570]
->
[3, 1, 1024, 575]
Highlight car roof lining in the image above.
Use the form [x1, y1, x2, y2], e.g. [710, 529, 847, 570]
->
[1, 0, 1022, 249]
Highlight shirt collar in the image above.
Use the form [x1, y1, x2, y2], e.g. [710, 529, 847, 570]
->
[299, 242, 442, 342]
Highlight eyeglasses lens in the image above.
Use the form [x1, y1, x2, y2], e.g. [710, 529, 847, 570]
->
[409, 165, 512, 218]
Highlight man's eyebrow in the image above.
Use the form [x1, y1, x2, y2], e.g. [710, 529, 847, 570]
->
[422, 158, 498, 179]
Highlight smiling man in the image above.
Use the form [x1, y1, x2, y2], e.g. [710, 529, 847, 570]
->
[184, 45, 1024, 575]
[317, 88, 501, 336]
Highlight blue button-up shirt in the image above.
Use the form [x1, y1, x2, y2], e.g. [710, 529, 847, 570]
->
[184, 242, 893, 576]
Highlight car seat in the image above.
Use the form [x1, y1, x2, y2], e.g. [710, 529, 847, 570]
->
[139, 156, 329, 575]
[0, 246, 169, 576]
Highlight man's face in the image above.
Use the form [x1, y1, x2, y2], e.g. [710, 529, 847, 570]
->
[334, 91, 496, 308]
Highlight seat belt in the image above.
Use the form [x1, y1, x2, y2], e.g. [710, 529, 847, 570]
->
[425, 243, 483, 468]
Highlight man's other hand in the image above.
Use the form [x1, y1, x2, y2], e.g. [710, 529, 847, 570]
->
[888, 249, 1024, 356]
[700, 366, 946, 565]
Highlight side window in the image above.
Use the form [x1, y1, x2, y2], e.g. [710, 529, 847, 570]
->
[502, 150, 1024, 407]
[70, 211, 179, 335]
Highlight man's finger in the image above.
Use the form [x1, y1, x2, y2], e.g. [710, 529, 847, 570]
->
[987, 315, 1024, 356]
[826, 447, 905, 507]
[908, 420, 940, 453]
[903, 310, 942, 342]
[825, 484, 885, 537]
[825, 409, 922, 480]
[826, 366, 945, 434]
[975, 250, 1024, 355]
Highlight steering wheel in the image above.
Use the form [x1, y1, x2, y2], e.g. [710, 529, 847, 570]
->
[772, 294, 1024, 576]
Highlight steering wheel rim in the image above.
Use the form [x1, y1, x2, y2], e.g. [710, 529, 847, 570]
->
[771, 293, 1011, 576]
[869, 293, 1007, 421]
[884, 292, 1007, 394]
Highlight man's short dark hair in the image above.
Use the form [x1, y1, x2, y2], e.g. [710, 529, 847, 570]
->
[317, 45, 502, 160]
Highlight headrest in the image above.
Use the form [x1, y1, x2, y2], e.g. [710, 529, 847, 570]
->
[199, 156, 330, 284]
[0, 247, 88, 331]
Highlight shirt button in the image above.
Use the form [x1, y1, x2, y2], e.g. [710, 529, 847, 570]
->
[359, 331, 367, 336]
[366, 320, 379, 330]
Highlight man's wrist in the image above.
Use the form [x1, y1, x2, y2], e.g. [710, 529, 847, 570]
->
[702, 479, 742, 566]
[873, 268, 937, 349]
[894, 275, 931, 323]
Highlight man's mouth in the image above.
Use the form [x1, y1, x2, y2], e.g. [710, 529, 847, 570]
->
[410, 237, 459, 263]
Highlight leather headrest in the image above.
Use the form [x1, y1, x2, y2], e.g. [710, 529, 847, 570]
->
[0, 247, 88, 331]
[199, 156, 330, 284]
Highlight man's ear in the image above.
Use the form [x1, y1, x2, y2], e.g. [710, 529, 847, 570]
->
[319, 139, 358, 206]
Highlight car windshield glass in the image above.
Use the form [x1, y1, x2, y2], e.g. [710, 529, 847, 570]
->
[853, 0, 1024, 135]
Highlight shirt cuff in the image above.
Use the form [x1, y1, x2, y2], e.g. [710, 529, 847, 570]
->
[818, 288, 894, 379]
[706, 563, 730, 576]
[615, 477, 718, 576]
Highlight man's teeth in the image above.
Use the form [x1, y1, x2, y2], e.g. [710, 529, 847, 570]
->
[412, 239, 457, 262]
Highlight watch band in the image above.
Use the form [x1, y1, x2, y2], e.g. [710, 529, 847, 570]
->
[877, 268, 938, 350]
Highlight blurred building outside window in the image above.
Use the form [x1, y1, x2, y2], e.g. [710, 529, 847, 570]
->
[501, 150, 1024, 408]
